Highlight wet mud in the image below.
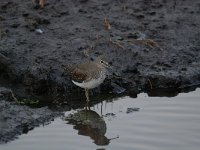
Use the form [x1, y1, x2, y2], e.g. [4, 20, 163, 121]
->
[0, 87, 60, 143]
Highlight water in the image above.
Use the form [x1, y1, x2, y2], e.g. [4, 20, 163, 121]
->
[1, 88, 200, 150]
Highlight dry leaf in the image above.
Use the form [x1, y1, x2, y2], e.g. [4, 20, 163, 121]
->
[39, 0, 45, 8]
[104, 17, 111, 30]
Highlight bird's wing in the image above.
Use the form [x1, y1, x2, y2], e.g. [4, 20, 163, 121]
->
[70, 67, 89, 83]
[69, 62, 99, 83]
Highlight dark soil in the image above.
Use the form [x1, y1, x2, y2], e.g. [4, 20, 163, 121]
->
[0, 87, 60, 143]
[0, 0, 200, 143]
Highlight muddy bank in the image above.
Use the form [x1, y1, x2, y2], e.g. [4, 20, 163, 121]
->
[0, 0, 200, 143]
[0, 87, 60, 144]
[0, 0, 200, 96]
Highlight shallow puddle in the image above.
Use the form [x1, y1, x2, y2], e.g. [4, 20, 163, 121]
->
[1, 88, 200, 150]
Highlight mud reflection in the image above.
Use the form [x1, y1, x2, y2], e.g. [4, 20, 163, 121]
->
[65, 110, 118, 145]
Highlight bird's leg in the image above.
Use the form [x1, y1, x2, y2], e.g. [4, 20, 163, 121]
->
[85, 88, 90, 110]
[85, 88, 90, 102]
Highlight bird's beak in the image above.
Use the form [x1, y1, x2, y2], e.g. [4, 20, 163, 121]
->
[105, 62, 110, 68]
[105, 62, 113, 70]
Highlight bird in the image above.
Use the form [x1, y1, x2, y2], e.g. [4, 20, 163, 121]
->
[67, 58, 110, 103]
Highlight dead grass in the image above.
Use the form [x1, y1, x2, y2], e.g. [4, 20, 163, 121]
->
[128, 39, 163, 50]
[109, 37, 124, 49]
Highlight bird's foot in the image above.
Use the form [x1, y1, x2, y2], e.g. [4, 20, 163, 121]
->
[85, 101, 91, 110]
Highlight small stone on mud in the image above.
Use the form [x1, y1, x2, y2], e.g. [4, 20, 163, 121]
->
[122, 66, 139, 74]
[35, 29, 44, 34]
[111, 82, 126, 94]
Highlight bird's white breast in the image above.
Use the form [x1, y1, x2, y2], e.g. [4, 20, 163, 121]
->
[72, 72, 106, 89]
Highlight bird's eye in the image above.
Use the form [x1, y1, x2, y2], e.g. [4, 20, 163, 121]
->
[100, 60, 104, 63]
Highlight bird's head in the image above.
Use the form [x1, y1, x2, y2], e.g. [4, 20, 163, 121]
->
[95, 56, 111, 69]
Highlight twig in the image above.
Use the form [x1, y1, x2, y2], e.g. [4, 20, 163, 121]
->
[128, 39, 163, 51]
[0, 29, 6, 39]
[147, 78, 153, 89]
[109, 37, 124, 49]
[10, 91, 18, 102]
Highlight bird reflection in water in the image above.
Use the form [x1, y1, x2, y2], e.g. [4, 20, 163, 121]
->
[65, 110, 118, 145]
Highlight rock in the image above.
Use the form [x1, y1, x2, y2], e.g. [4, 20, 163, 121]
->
[0, 87, 16, 102]
[0, 53, 9, 71]
[111, 82, 126, 94]
[79, 0, 89, 3]
[35, 28, 44, 34]
[122, 65, 139, 74]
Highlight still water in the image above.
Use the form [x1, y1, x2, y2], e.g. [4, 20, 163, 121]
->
[1, 88, 200, 150]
